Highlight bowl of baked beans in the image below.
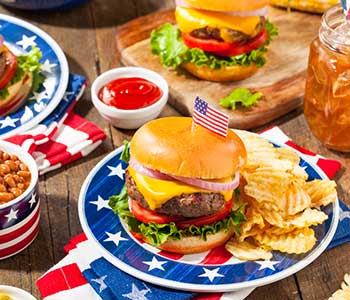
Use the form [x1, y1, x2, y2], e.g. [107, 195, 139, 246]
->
[0, 141, 38, 231]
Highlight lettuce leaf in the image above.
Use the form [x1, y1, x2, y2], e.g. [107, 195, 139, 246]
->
[120, 140, 130, 163]
[150, 20, 278, 70]
[109, 184, 246, 247]
[219, 88, 263, 110]
[0, 47, 45, 100]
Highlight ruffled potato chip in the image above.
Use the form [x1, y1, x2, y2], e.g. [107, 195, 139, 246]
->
[278, 183, 311, 216]
[226, 238, 273, 261]
[255, 228, 316, 254]
[329, 274, 350, 300]
[304, 179, 337, 207]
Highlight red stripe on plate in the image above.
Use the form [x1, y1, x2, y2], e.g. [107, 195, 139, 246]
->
[37, 263, 88, 298]
[200, 245, 233, 265]
[0, 208, 39, 243]
[192, 292, 224, 300]
[157, 250, 183, 260]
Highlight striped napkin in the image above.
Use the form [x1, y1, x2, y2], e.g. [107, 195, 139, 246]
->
[36, 127, 350, 300]
[5, 74, 106, 175]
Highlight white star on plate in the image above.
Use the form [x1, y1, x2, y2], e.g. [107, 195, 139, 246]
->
[40, 59, 57, 73]
[5, 208, 19, 223]
[122, 283, 150, 300]
[107, 163, 125, 179]
[255, 260, 280, 271]
[29, 192, 36, 208]
[91, 275, 107, 293]
[30, 91, 49, 102]
[33, 102, 46, 113]
[0, 116, 19, 129]
[198, 267, 224, 282]
[143, 256, 167, 271]
[339, 205, 350, 222]
[16, 34, 37, 50]
[90, 195, 111, 211]
[104, 231, 128, 246]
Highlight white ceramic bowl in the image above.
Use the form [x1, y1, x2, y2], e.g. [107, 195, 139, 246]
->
[0, 285, 36, 300]
[0, 141, 39, 231]
[91, 67, 169, 129]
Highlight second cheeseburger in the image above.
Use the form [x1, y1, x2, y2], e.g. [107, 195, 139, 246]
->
[110, 117, 247, 254]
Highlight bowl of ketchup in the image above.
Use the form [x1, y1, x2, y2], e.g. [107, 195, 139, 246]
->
[91, 67, 169, 129]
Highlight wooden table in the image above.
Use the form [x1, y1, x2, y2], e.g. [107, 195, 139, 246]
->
[0, 1, 349, 299]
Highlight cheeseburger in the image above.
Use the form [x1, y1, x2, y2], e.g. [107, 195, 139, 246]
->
[150, 0, 278, 82]
[109, 117, 247, 254]
[0, 35, 44, 116]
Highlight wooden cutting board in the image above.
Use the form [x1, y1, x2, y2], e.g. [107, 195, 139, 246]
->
[116, 8, 321, 129]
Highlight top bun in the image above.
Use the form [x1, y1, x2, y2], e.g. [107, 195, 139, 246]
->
[181, 0, 269, 12]
[130, 117, 246, 179]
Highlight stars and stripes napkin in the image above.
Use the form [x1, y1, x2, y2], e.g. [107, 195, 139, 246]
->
[36, 126, 350, 300]
[5, 74, 106, 175]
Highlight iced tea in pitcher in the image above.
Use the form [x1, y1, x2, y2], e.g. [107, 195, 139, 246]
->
[304, 4, 350, 151]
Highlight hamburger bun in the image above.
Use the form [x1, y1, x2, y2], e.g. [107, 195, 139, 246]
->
[180, 0, 270, 12]
[182, 62, 258, 82]
[0, 72, 33, 116]
[130, 117, 247, 179]
[138, 228, 235, 254]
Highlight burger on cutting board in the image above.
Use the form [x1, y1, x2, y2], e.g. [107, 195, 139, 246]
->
[150, 0, 278, 82]
[109, 117, 247, 254]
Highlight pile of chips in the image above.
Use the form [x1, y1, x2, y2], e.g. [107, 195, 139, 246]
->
[226, 131, 337, 260]
[329, 273, 350, 300]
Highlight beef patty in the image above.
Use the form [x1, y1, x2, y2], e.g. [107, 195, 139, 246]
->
[126, 170, 227, 218]
[0, 51, 7, 80]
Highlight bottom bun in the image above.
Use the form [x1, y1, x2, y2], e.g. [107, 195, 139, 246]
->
[141, 228, 235, 254]
[182, 62, 258, 82]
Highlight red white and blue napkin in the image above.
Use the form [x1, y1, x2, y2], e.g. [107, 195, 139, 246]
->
[5, 74, 106, 175]
[36, 127, 350, 300]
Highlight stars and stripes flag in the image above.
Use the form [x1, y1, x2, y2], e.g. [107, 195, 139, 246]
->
[341, 0, 350, 19]
[193, 96, 229, 138]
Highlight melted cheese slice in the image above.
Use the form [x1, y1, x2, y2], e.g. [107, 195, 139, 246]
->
[175, 7, 261, 37]
[128, 166, 233, 210]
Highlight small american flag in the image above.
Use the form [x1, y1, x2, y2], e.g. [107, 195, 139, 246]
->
[193, 96, 229, 137]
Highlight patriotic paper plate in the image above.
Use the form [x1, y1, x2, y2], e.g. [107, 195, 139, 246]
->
[79, 141, 339, 292]
[0, 14, 69, 139]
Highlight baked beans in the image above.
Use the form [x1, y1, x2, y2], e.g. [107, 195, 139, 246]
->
[0, 150, 31, 204]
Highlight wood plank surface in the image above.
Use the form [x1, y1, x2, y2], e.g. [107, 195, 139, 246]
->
[0, 1, 348, 300]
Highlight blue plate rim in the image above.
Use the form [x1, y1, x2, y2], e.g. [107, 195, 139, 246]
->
[78, 137, 340, 292]
[0, 13, 69, 139]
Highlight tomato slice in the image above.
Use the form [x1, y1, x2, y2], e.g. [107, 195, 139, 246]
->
[175, 198, 234, 229]
[0, 49, 17, 89]
[212, 29, 268, 57]
[130, 197, 234, 228]
[130, 199, 184, 224]
[182, 32, 236, 52]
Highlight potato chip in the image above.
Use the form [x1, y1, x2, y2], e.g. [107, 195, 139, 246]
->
[329, 274, 350, 300]
[239, 206, 265, 241]
[226, 238, 273, 261]
[255, 228, 316, 254]
[278, 183, 311, 216]
[275, 147, 300, 165]
[304, 179, 337, 207]
[265, 226, 296, 236]
[258, 206, 328, 228]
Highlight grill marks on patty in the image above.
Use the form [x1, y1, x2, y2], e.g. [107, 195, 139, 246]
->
[126, 170, 227, 218]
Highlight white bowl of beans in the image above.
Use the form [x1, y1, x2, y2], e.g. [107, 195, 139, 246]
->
[0, 141, 38, 231]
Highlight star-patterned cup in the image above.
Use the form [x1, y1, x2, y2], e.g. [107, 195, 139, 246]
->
[0, 141, 39, 231]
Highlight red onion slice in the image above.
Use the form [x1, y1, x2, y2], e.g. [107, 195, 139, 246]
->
[171, 172, 240, 191]
[129, 158, 240, 191]
[129, 158, 173, 181]
[175, 0, 268, 16]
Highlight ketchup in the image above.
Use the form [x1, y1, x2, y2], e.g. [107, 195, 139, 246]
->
[98, 77, 163, 110]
